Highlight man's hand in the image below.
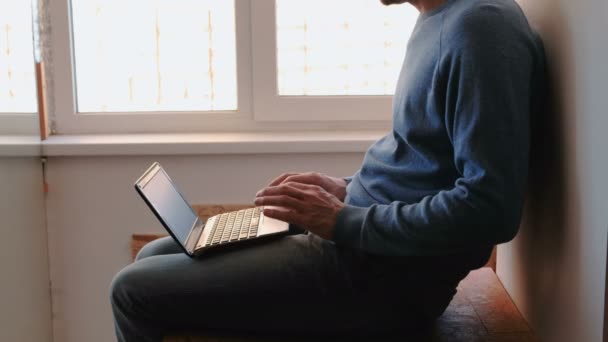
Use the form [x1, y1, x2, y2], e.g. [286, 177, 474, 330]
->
[266, 172, 348, 201]
[254, 182, 345, 240]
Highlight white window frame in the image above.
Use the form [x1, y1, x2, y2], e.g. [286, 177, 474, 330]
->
[251, 0, 393, 122]
[49, 0, 254, 134]
[47, 0, 393, 135]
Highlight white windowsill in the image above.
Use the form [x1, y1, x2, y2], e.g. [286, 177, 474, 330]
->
[0, 136, 41, 157]
[40, 131, 384, 156]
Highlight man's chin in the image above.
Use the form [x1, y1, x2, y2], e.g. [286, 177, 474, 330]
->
[380, 0, 409, 5]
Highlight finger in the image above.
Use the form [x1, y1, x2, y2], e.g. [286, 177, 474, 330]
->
[256, 183, 308, 199]
[254, 195, 306, 211]
[262, 207, 308, 226]
[275, 182, 330, 203]
[282, 173, 322, 186]
[283, 181, 322, 191]
[268, 172, 298, 187]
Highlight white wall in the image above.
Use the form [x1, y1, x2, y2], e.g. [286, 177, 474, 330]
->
[499, 1, 608, 341]
[45, 154, 363, 342]
[0, 157, 53, 342]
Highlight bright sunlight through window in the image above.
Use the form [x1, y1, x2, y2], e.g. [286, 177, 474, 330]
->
[0, 0, 37, 113]
[276, 0, 418, 96]
[71, 0, 237, 113]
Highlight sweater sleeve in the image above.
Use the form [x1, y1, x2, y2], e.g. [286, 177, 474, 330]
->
[333, 7, 535, 256]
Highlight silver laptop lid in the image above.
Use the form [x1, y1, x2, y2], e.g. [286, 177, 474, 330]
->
[135, 163, 199, 253]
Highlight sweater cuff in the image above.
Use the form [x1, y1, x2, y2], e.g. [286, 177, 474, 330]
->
[333, 205, 369, 248]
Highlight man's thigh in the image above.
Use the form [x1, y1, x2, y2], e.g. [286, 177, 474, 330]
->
[135, 224, 309, 261]
[113, 233, 402, 337]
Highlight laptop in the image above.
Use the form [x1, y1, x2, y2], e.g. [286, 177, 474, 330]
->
[134, 162, 290, 257]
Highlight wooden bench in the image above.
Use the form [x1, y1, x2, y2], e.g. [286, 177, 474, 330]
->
[132, 205, 535, 342]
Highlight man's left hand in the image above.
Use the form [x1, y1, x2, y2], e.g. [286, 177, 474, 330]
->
[254, 182, 345, 240]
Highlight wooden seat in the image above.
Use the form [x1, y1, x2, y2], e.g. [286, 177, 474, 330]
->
[431, 267, 537, 342]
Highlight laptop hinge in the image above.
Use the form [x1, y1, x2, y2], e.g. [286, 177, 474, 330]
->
[184, 218, 204, 254]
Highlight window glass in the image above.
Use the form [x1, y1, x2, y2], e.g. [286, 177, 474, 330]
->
[0, 0, 37, 113]
[71, 0, 237, 112]
[276, 0, 418, 96]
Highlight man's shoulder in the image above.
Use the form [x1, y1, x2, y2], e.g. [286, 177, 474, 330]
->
[443, 0, 532, 49]
[445, 0, 527, 25]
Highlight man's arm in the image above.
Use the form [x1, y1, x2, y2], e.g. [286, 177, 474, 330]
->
[256, 7, 539, 255]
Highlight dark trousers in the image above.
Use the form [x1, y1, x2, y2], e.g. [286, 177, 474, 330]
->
[110, 231, 489, 341]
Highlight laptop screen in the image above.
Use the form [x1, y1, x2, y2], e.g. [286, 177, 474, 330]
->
[139, 168, 198, 245]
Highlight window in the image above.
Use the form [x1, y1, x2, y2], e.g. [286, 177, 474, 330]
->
[46, 0, 419, 134]
[71, 0, 237, 113]
[276, 0, 416, 96]
[0, 0, 37, 113]
[251, 0, 418, 121]
[0, 0, 39, 134]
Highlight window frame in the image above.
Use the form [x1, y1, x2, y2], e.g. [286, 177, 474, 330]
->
[47, 0, 395, 135]
[251, 0, 393, 122]
[49, 0, 255, 134]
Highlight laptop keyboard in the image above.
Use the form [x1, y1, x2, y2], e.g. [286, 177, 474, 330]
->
[205, 207, 262, 246]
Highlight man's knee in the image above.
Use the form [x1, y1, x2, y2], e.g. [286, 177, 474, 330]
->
[110, 263, 149, 313]
[110, 266, 133, 309]
[110, 263, 169, 340]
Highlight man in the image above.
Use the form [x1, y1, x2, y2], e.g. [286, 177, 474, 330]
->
[111, 0, 545, 340]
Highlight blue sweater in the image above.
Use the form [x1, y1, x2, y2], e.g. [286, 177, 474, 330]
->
[334, 0, 546, 256]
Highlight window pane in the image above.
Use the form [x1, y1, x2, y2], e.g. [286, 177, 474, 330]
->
[276, 0, 418, 96]
[71, 0, 237, 112]
[0, 0, 37, 113]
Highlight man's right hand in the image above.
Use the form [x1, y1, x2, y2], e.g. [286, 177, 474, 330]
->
[260, 172, 348, 202]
